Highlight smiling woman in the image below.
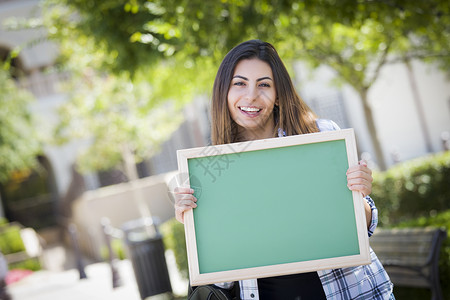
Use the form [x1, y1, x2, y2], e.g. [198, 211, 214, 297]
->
[227, 58, 277, 141]
[174, 39, 395, 300]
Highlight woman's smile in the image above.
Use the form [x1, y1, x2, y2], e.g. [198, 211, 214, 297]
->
[239, 106, 262, 115]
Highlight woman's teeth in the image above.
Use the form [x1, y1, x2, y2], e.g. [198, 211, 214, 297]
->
[240, 106, 261, 112]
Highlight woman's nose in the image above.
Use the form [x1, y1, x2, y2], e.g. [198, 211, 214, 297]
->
[245, 86, 258, 101]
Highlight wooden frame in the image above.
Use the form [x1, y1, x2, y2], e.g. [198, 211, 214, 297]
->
[177, 129, 371, 286]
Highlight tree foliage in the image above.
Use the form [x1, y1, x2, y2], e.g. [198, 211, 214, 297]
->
[44, 0, 449, 76]
[54, 72, 183, 172]
[41, 0, 449, 171]
[271, 1, 449, 169]
[0, 64, 42, 183]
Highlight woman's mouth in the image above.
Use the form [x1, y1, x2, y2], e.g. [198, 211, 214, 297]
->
[239, 106, 262, 115]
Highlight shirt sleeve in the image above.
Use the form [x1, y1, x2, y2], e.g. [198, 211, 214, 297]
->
[315, 118, 341, 131]
[365, 195, 378, 237]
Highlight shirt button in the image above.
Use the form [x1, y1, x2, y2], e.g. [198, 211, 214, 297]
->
[250, 293, 255, 298]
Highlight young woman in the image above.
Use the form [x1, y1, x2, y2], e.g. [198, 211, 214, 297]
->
[174, 40, 394, 300]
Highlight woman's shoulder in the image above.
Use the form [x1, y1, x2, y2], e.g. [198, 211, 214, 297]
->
[315, 119, 341, 132]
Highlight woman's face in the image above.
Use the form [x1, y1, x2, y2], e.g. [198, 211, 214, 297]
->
[227, 58, 277, 140]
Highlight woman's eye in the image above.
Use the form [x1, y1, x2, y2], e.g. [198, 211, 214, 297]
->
[259, 82, 271, 87]
[233, 81, 245, 86]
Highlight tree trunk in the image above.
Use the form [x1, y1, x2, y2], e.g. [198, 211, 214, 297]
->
[122, 144, 155, 235]
[404, 59, 433, 153]
[359, 89, 388, 171]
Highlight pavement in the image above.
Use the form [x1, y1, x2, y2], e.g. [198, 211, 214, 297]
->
[6, 243, 189, 300]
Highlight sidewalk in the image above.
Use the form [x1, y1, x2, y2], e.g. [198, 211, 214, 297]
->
[7, 244, 188, 300]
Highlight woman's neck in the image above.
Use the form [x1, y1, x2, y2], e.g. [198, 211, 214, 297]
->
[236, 125, 275, 142]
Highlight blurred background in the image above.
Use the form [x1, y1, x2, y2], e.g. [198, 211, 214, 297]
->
[0, 0, 449, 299]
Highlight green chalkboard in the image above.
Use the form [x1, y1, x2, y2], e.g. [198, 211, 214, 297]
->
[177, 129, 371, 285]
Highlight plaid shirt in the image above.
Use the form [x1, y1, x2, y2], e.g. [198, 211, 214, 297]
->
[215, 120, 394, 299]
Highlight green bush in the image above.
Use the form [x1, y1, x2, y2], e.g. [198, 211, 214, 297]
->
[0, 223, 26, 255]
[372, 151, 450, 227]
[392, 210, 450, 300]
[0, 221, 42, 271]
[100, 238, 126, 261]
[161, 218, 188, 280]
[9, 257, 41, 271]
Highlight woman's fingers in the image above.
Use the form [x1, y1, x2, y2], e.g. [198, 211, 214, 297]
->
[174, 187, 195, 194]
[173, 187, 197, 224]
[175, 204, 195, 224]
[347, 181, 372, 198]
[346, 160, 373, 197]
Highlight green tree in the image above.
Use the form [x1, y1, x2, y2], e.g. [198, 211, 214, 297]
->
[42, 0, 449, 170]
[272, 1, 449, 170]
[54, 72, 182, 173]
[0, 64, 42, 183]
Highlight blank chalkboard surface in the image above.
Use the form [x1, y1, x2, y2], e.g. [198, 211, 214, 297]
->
[177, 129, 370, 285]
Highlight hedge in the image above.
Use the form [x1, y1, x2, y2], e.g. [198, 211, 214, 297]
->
[0, 222, 26, 255]
[161, 218, 189, 279]
[372, 151, 450, 227]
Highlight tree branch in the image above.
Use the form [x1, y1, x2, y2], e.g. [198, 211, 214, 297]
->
[304, 44, 365, 90]
[366, 40, 392, 87]
[386, 52, 450, 65]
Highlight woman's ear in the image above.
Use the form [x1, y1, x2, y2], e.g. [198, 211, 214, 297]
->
[275, 97, 279, 106]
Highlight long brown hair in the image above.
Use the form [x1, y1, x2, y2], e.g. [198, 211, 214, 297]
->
[211, 39, 318, 145]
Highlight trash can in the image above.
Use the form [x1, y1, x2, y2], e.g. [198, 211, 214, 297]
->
[122, 218, 172, 299]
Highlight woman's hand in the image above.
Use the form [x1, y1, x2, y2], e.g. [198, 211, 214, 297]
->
[174, 187, 197, 224]
[347, 160, 373, 228]
[346, 160, 373, 197]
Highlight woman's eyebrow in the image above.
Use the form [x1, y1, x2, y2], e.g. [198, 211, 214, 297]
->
[232, 75, 248, 80]
[232, 75, 273, 81]
[257, 76, 273, 82]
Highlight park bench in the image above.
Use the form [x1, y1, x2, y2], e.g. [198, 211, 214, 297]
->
[370, 227, 447, 300]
